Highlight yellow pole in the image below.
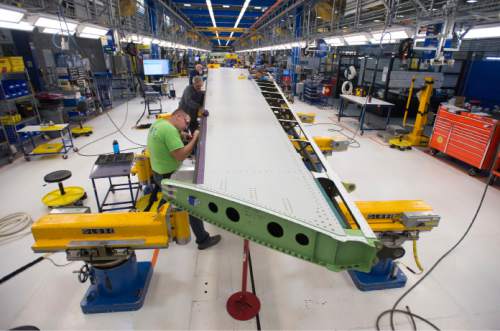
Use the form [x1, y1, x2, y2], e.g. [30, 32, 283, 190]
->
[402, 77, 416, 128]
[407, 77, 433, 146]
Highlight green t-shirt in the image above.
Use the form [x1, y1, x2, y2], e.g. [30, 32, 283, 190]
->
[147, 119, 184, 174]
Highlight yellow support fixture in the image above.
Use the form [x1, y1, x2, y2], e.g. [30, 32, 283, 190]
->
[296, 112, 316, 123]
[389, 77, 434, 150]
[131, 150, 152, 185]
[32, 212, 169, 252]
[31, 208, 192, 252]
[339, 200, 437, 232]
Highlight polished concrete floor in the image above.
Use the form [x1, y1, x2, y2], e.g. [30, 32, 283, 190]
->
[0, 75, 499, 330]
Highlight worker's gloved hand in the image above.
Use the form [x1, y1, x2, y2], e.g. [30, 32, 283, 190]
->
[192, 130, 200, 141]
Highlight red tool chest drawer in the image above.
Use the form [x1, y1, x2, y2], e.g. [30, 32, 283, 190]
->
[430, 105, 500, 171]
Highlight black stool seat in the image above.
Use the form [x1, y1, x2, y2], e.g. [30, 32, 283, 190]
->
[44, 170, 72, 183]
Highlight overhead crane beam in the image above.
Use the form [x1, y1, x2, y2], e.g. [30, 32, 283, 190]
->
[196, 27, 249, 33]
[210, 36, 238, 40]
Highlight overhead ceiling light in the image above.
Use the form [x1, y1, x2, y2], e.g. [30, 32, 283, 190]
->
[373, 19, 382, 23]
[126, 34, 143, 43]
[41, 28, 75, 36]
[262, 7, 267, 12]
[0, 20, 34, 31]
[152, 38, 161, 44]
[344, 33, 369, 45]
[184, 3, 191, 6]
[0, 4, 26, 23]
[369, 38, 394, 44]
[78, 33, 102, 39]
[33, 15, 77, 32]
[206, 0, 220, 45]
[324, 36, 345, 46]
[254, 6, 262, 9]
[397, 14, 405, 18]
[486, 56, 500, 60]
[464, 24, 500, 39]
[371, 29, 409, 43]
[223, 5, 230, 8]
[466, 0, 478, 2]
[142, 36, 152, 44]
[317, 16, 322, 19]
[78, 24, 109, 36]
[226, 0, 251, 46]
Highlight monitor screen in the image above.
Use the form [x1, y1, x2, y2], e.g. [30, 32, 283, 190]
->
[144, 59, 170, 75]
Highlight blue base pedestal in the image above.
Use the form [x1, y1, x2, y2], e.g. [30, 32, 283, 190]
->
[81, 256, 153, 314]
[348, 259, 407, 291]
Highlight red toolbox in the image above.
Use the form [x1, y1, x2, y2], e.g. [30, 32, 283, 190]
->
[493, 152, 500, 181]
[429, 104, 500, 174]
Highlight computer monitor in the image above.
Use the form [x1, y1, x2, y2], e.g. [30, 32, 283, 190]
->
[144, 59, 170, 75]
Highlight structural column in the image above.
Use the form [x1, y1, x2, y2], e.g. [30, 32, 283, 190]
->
[291, 5, 303, 95]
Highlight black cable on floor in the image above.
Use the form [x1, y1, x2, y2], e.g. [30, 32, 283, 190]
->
[247, 250, 262, 330]
[0, 257, 44, 285]
[376, 309, 440, 330]
[377, 158, 496, 330]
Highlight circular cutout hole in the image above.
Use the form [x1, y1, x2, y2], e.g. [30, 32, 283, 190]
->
[208, 202, 218, 213]
[226, 207, 240, 222]
[295, 233, 309, 246]
[267, 222, 284, 238]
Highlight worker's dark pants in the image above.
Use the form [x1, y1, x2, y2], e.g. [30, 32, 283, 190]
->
[189, 117, 199, 133]
[144, 171, 210, 245]
[187, 117, 199, 156]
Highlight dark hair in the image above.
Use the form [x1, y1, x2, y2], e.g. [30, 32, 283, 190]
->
[193, 75, 204, 84]
[172, 108, 188, 116]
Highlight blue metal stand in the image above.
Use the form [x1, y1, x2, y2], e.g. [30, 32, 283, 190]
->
[348, 259, 407, 291]
[81, 254, 153, 314]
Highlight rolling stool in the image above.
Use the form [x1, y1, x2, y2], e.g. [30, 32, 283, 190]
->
[69, 102, 93, 137]
[42, 170, 87, 208]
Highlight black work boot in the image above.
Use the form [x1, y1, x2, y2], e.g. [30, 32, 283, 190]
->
[197, 235, 221, 250]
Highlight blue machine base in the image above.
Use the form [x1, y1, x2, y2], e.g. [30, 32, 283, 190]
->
[81, 261, 153, 314]
[348, 260, 407, 291]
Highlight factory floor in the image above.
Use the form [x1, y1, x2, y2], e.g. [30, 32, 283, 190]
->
[0, 76, 499, 330]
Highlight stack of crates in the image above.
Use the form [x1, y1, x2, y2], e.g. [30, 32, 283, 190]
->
[0, 114, 21, 125]
[1, 79, 30, 99]
[8, 57, 25, 72]
[0, 57, 25, 73]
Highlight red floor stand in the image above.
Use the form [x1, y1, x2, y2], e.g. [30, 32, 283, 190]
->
[226, 239, 261, 321]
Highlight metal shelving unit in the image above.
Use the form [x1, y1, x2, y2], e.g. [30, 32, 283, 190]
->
[112, 74, 136, 101]
[0, 69, 41, 149]
[0, 125, 14, 164]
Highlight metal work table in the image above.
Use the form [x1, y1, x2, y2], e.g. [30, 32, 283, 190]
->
[337, 94, 394, 135]
[89, 153, 140, 212]
[202, 68, 374, 241]
[17, 124, 75, 160]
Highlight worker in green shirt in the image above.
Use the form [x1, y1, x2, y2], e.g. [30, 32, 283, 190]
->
[146, 108, 221, 250]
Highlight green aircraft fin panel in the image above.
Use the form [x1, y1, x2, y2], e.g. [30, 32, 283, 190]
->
[162, 180, 379, 273]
